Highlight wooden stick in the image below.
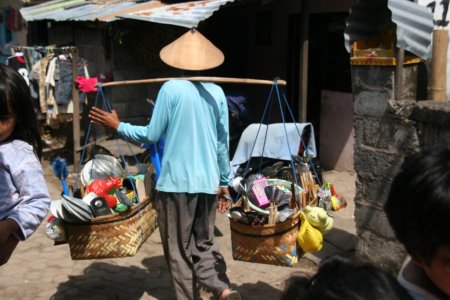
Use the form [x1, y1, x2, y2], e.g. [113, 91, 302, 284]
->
[300, 173, 307, 190]
[290, 181, 296, 209]
[301, 190, 307, 208]
[99, 76, 287, 87]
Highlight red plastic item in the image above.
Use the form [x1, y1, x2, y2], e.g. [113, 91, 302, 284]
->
[85, 177, 122, 208]
[76, 76, 98, 93]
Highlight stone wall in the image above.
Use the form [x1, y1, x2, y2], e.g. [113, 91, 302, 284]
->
[352, 63, 450, 271]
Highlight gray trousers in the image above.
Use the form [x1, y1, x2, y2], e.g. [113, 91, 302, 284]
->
[156, 192, 230, 300]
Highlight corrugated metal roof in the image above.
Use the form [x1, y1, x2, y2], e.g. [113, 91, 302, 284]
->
[388, 0, 433, 59]
[344, 0, 434, 59]
[120, 0, 233, 28]
[20, 0, 234, 28]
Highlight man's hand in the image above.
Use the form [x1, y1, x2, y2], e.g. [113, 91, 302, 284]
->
[89, 107, 121, 130]
[217, 187, 232, 214]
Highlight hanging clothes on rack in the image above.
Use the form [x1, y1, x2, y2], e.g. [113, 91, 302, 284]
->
[6, 50, 28, 85]
[31, 52, 52, 114]
[19, 46, 89, 126]
[54, 54, 88, 106]
[6, 49, 42, 112]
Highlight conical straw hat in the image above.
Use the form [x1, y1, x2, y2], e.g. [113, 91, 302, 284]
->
[160, 29, 224, 71]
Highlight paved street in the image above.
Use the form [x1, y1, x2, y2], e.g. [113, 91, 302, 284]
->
[0, 159, 356, 300]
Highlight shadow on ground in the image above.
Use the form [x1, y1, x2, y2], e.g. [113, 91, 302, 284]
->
[50, 256, 173, 300]
[311, 227, 358, 261]
[51, 254, 286, 300]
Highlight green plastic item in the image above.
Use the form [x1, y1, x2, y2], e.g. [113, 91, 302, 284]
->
[114, 203, 129, 213]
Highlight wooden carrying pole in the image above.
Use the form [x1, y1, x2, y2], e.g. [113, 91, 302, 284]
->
[430, 28, 448, 102]
[100, 76, 287, 87]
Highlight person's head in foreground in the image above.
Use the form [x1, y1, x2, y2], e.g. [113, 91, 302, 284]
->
[0, 64, 42, 158]
[281, 254, 413, 300]
[385, 148, 450, 297]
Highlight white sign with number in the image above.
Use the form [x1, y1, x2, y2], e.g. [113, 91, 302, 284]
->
[418, 0, 450, 27]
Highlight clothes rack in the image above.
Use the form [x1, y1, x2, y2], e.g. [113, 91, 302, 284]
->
[11, 46, 80, 171]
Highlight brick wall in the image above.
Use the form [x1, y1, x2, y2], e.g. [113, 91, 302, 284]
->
[352, 63, 450, 271]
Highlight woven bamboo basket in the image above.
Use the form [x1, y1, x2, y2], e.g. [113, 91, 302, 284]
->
[64, 197, 157, 260]
[229, 178, 303, 267]
[230, 210, 302, 267]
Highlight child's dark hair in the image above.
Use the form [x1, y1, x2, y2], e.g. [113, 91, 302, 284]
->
[385, 148, 450, 263]
[0, 64, 42, 159]
[281, 254, 412, 300]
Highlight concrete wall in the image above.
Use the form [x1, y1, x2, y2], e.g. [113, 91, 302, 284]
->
[351, 62, 450, 271]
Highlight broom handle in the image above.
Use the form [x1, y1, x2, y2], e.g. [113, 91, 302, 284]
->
[61, 178, 69, 196]
[100, 76, 287, 87]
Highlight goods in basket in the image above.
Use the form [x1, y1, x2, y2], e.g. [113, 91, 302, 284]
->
[228, 174, 324, 266]
[85, 177, 122, 209]
[318, 182, 347, 211]
[64, 195, 157, 260]
[297, 161, 319, 207]
[297, 211, 323, 253]
[264, 185, 292, 209]
[45, 173, 147, 234]
[45, 216, 66, 242]
[230, 176, 249, 196]
[80, 154, 124, 186]
[44, 157, 157, 259]
[229, 177, 301, 225]
[330, 195, 347, 211]
[85, 176, 121, 196]
[121, 175, 146, 203]
[249, 177, 270, 208]
[303, 205, 333, 234]
[58, 194, 94, 223]
[263, 156, 321, 208]
[89, 196, 114, 216]
[116, 188, 134, 207]
[85, 177, 122, 208]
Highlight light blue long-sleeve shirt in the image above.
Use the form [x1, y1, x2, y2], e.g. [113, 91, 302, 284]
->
[0, 140, 50, 240]
[118, 80, 230, 194]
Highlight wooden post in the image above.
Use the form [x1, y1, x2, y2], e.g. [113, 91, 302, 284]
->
[71, 48, 80, 172]
[430, 28, 448, 101]
[394, 48, 404, 100]
[299, 0, 309, 122]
